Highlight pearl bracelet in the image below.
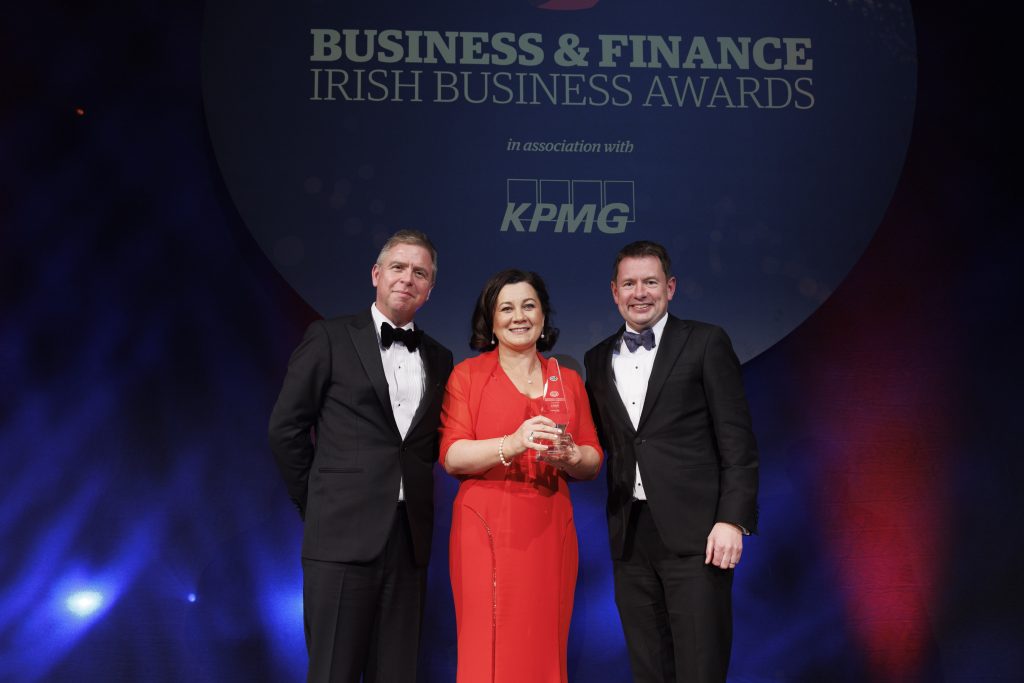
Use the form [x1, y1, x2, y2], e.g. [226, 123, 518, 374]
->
[498, 434, 511, 467]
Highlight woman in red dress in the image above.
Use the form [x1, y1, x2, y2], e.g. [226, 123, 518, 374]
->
[440, 269, 603, 683]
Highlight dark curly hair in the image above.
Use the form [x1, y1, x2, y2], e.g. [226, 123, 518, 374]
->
[469, 269, 559, 352]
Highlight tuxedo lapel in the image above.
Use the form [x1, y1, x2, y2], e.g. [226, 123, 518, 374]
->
[407, 335, 442, 438]
[637, 316, 691, 432]
[348, 311, 400, 437]
[599, 329, 636, 436]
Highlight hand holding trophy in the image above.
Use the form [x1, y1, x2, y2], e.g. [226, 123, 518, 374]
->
[535, 359, 579, 469]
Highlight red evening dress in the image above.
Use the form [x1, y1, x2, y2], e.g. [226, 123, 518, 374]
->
[440, 351, 602, 683]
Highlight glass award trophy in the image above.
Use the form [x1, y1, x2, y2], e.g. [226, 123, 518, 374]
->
[539, 358, 571, 459]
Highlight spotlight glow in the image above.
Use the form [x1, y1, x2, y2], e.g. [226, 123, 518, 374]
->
[187, 593, 197, 603]
[66, 590, 104, 617]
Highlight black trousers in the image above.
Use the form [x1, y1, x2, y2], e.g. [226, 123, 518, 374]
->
[613, 502, 733, 683]
[302, 505, 426, 683]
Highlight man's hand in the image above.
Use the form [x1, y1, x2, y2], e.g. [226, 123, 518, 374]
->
[705, 522, 743, 570]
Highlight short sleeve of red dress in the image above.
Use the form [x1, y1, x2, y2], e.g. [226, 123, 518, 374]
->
[561, 366, 603, 466]
[438, 361, 474, 468]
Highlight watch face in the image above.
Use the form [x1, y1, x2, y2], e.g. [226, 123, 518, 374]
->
[202, 0, 916, 362]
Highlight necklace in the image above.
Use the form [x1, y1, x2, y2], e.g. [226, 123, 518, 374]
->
[501, 358, 539, 386]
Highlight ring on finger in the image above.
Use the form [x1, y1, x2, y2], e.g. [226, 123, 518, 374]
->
[528, 431, 534, 442]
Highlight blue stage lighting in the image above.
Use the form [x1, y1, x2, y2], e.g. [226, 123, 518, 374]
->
[65, 590, 103, 617]
[187, 593, 197, 603]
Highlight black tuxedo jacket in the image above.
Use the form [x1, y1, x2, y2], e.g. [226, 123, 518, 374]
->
[584, 315, 758, 559]
[268, 310, 453, 567]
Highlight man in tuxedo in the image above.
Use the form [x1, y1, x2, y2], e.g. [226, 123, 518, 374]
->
[584, 240, 759, 683]
[268, 230, 453, 683]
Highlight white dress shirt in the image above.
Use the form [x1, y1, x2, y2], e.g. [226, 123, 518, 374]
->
[611, 314, 668, 501]
[371, 303, 425, 501]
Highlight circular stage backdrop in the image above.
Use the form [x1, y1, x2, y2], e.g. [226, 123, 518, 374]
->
[202, 0, 916, 362]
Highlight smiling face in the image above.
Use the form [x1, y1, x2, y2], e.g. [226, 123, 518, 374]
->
[611, 255, 676, 331]
[371, 243, 434, 327]
[492, 281, 544, 352]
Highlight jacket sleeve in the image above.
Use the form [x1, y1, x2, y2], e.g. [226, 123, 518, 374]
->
[267, 320, 331, 519]
[703, 325, 759, 533]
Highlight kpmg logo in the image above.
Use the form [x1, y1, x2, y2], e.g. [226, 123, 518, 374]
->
[501, 179, 635, 234]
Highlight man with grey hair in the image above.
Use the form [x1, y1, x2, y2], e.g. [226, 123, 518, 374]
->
[269, 229, 453, 682]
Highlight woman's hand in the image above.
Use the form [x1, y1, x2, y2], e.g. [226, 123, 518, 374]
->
[536, 432, 581, 469]
[537, 434, 602, 480]
[507, 416, 561, 458]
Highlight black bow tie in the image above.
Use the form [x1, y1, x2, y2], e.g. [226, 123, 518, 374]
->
[622, 328, 655, 353]
[380, 322, 423, 352]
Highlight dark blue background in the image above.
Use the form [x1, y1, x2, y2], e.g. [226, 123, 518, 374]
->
[1, 2, 1019, 682]
[201, 0, 916, 364]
